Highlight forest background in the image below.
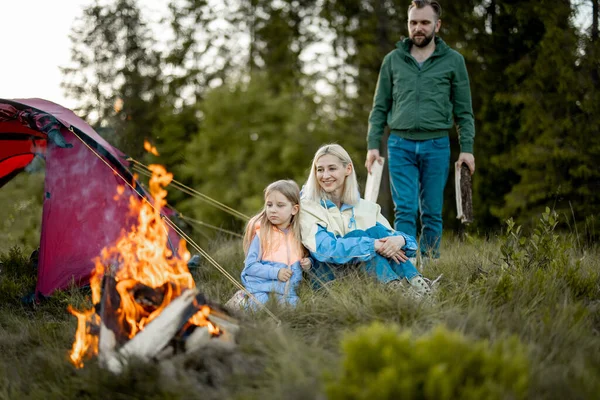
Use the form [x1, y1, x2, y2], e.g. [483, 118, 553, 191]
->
[2, 0, 599, 252]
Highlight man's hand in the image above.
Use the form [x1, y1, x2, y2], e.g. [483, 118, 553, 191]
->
[300, 257, 312, 272]
[365, 149, 384, 174]
[277, 268, 293, 282]
[456, 152, 475, 175]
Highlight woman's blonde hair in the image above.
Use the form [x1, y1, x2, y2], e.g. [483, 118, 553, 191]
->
[243, 179, 305, 258]
[302, 143, 359, 205]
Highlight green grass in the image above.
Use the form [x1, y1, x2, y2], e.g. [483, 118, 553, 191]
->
[0, 221, 599, 399]
[0, 170, 44, 255]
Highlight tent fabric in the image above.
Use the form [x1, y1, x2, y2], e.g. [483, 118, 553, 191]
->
[0, 98, 178, 296]
[0, 103, 61, 187]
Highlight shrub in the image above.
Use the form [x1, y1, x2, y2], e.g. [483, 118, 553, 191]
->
[499, 208, 599, 301]
[326, 322, 530, 400]
[500, 207, 568, 271]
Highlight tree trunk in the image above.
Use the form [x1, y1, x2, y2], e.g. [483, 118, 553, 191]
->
[593, 0, 599, 41]
[374, 0, 394, 219]
[488, 0, 496, 33]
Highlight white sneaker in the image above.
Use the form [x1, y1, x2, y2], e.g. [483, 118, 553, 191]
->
[422, 274, 442, 294]
[407, 276, 432, 297]
[387, 279, 405, 290]
[224, 290, 247, 310]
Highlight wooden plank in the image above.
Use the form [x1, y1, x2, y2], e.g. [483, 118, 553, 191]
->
[364, 158, 385, 203]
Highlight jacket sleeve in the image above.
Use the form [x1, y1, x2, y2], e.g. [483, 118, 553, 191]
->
[290, 263, 304, 288]
[311, 225, 376, 264]
[241, 235, 280, 281]
[388, 228, 417, 257]
[451, 55, 475, 154]
[367, 53, 394, 150]
[375, 209, 417, 257]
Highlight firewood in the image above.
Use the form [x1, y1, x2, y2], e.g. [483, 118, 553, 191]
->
[455, 163, 474, 224]
[364, 158, 385, 203]
[103, 288, 201, 373]
[206, 311, 240, 336]
[185, 326, 211, 353]
[98, 275, 128, 353]
[95, 282, 239, 373]
[131, 282, 166, 312]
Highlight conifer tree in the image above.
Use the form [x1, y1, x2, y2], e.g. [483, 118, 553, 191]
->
[61, 0, 164, 159]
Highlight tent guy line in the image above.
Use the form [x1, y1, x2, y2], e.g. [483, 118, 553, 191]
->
[161, 213, 281, 324]
[69, 127, 281, 325]
[128, 158, 250, 221]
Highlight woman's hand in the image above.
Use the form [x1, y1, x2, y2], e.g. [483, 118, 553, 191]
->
[375, 236, 408, 263]
[278, 268, 293, 282]
[300, 257, 312, 272]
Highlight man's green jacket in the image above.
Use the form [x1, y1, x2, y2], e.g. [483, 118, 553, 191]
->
[367, 37, 475, 154]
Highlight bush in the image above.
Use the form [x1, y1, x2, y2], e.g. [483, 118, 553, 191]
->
[499, 208, 599, 301]
[500, 208, 567, 271]
[327, 322, 530, 400]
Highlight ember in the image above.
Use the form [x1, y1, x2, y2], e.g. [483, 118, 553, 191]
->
[68, 163, 237, 372]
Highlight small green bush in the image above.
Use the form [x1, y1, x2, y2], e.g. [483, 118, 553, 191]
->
[498, 208, 599, 302]
[327, 322, 530, 400]
[500, 208, 568, 271]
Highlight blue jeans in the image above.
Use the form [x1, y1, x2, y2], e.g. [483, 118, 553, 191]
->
[388, 135, 450, 258]
[309, 225, 419, 289]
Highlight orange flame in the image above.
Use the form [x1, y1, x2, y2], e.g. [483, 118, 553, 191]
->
[68, 306, 99, 368]
[144, 140, 159, 156]
[69, 164, 219, 368]
[113, 185, 126, 201]
[114, 98, 123, 113]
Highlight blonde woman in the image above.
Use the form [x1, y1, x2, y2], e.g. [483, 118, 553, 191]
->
[300, 144, 431, 297]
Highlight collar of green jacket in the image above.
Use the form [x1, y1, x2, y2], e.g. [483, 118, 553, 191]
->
[395, 36, 450, 57]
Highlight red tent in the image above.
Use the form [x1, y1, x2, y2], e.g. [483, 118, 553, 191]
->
[0, 98, 176, 296]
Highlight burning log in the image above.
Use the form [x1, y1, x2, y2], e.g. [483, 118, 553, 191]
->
[97, 275, 128, 355]
[68, 163, 239, 373]
[101, 288, 228, 374]
[90, 279, 239, 374]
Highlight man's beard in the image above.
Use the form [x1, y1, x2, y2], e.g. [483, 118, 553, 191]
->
[411, 32, 435, 48]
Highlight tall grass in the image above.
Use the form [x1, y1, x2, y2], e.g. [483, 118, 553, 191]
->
[0, 211, 598, 399]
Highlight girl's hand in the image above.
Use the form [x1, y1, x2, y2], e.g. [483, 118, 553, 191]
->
[376, 236, 408, 263]
[300, 257, 312, 271]
[278, 268, 293, 282]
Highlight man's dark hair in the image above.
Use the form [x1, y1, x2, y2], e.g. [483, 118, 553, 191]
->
[408, 0, 442, 20]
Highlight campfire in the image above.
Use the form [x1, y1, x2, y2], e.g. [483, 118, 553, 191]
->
[68, 162, 238, 373]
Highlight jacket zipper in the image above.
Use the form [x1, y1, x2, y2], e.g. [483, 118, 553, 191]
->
[283, 230, 292, 298]
[416, 70, 421, 131]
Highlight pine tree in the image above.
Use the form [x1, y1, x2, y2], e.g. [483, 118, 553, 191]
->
[491, 0, 600, 238]
[61, 0, 164, 159]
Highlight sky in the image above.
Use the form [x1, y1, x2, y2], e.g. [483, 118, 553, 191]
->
[1, 1, 91, 108]
[0, 0, 166, 110]
[1, 0, 593, 112]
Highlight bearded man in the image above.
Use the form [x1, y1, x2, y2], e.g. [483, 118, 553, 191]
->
[365, 0, 475, 263]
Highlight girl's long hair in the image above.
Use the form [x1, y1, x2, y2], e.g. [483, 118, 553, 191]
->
[302, 143, 359, 205]
[243, 180, 305, 259]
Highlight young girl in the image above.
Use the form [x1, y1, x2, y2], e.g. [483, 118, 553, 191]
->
[227, 180, 312, 310]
